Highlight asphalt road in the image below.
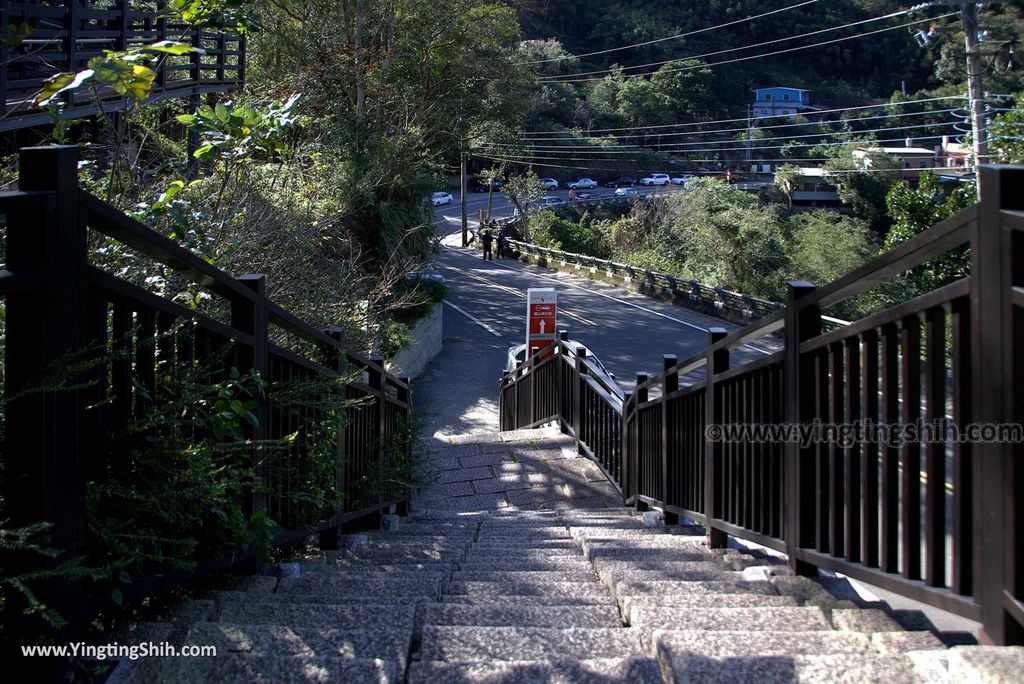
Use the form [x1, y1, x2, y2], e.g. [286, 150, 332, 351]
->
[428, 189, 768, 391]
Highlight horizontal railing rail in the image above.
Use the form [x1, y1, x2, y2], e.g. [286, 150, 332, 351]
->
[1, 146, 409, 631]
[1, 0, 245, 130]
[498, 165, 1024, 645]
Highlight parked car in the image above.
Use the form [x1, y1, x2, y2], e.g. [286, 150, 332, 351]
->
[614, 187, 642, 197]
[539, 177, 559, 190]
[605, 176, 635, 188]
[670, 174, 695, 185]
[540, 196, 564, 207]
[575, 191, 596, 200]
[638, 173, 671, 186]
[431, 191, 453, 206]
[567, 178, 597, 190]
[505, 340, 612, 376]
[471, 178, 503, 192]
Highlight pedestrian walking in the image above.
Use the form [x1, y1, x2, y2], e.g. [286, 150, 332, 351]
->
[568, 188, 576, 201]
[496, 229, 507, 259]
[481, 230, 494, 261]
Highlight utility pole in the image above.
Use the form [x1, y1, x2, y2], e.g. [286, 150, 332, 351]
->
[746, 104, 753, 170]
[961, 0, 988, 199]
[460, 154, 468, 247]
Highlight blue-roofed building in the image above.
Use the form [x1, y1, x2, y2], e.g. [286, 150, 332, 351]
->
[751, 87, 813, 119]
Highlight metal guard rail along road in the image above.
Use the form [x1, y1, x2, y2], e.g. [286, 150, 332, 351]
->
[1, 0, 245, 131]
[499, 164, 1024, 646]
[0, 146, 410, 633]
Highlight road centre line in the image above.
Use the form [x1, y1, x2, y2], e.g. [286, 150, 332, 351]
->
[443, 244, 772, 356]
[440, 261, 597, 327]
[443, 300, 503, 339]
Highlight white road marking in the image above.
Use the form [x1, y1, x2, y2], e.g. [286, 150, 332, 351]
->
[444, 300, 503, 339]
[442, 244, 772, 356]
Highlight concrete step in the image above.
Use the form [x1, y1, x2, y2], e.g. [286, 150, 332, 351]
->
[948, 645, 1024, 683]
[570, 527, 673, 539]
[277, 576, 443, 599]
[653, 629, 876, 658]
[631, 606, 831, 632]
[453, 570, 597, 583]
[419, 625, 644, 662]
[108, 654, 399, 684]
[457, 559, 595, 572]
[663, 652, 925, 683]
[408, 658, 662, 684]
[463, 549, 586, 560]
[594, 561, 740, 587]
[301, 561, 454, 575]
[621, 594, 801, 620]
[615, 579, 779, 605]
[184, 621, 412, 669]
[469, 539, 581, 549]
[215, 602, 415, 630]
[447, 581, 612, 599]
[442, 595, 616, 606]
[420, 603, 622, 629]
[340, 548, 462, 564]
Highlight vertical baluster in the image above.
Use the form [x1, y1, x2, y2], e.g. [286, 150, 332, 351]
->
[901, 314, 922, 581]
[663, 355, 678, 521]
[950, 298, 972, 595]
[862, 329, 880, 567]
[924, 306, 948, 586]
[844, 336, 861, 562]
[881, 323, 900, 572]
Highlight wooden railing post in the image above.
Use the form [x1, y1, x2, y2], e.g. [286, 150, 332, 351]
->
[784, 281, 821, 575]
[634, 373, 649, 511]
[575, 348, 588, 452]
[705, 328, 729, 548]
[233, 274, 269, 518]
[974, 165, 1024, 644]
[396, 376, 411, 514]
[5, 146, 88, 555]
[622, 389, 633, 500]
[321, 327, 347, 540]
[559, 330, 569, 431]
[662, 354, 679, 524]
[368, 356, 386, 505]
[530, 345, 539, 424]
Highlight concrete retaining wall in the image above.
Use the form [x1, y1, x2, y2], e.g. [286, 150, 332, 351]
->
[387, 304, 443, 380]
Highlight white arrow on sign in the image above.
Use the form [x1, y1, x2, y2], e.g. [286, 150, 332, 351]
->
[539, 319, 547, 335]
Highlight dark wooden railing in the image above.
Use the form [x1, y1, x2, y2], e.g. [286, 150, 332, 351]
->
[1, 0, 244, 131]
[0, 146, 410, 615]
[499, 165, 1024, 645]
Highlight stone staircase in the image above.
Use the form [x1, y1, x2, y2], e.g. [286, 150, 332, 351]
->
[104, 429, 1022, 683]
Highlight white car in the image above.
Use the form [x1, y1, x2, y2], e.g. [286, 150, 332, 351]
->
[671, 174, 695, 185]
[540, 196, 564, 206]
[567, 178, 597, 190]
[539, 178, 559, 190]
[614, 187, 642, 197]
[505, 340, 612, 377]
[431, 191, 453, 206]
[638, 174, 671, 186]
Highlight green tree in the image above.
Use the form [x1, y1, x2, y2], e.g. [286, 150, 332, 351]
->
[824, 148, 901, 233]
[774, 164, 804, 212]
[884, 171, 975, 292]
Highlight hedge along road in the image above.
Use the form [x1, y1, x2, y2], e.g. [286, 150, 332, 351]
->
[430, 193, 768, 391]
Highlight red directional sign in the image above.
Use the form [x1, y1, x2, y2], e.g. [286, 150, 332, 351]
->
[526, 288, 558, 362]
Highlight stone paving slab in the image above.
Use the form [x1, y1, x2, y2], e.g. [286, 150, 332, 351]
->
[770, 575, 838, 603]
[664, 652, 924, 684]
[419, 626, 644, 662]
[109, 654, 399, 684]
[652, 629, 875, 658]
[184, 622, 412, 669]
[448, 581, 613, 599]
[408, 657, 662, 684]
[622, 594, 801, 618]
[438, 466, 501, 484]
[948, 645, 1024, 683]
[631, 606, 831, 632]
[277, 576, 443, 599]
[872, 631, 947, 655]
[420, 603, 622, 629]
[615, 580, 780, 606]
[594, 561, 738, 587]
[215, 602, 415, 630]
[831, 607, 908, 633]
[442, 595, 617, 606]
[453, 570, 597, 583]
[457, 560, 595, 572]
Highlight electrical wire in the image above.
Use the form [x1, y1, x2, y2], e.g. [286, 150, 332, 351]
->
[543, 14, 957, 85]
[519, 95, 965, 137]
[520, 0, 822, 66]
[542, 5, 929, 81]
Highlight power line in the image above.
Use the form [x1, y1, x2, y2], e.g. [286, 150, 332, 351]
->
[519, 95, 965, 137]
[520, 0, 822, 66]
[543, 5, 927, 82]
[543, 14, 957, 85]
[491, 120, 961, 153]
[481, 126, 962, 157]
[518, 107, 962, 144]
